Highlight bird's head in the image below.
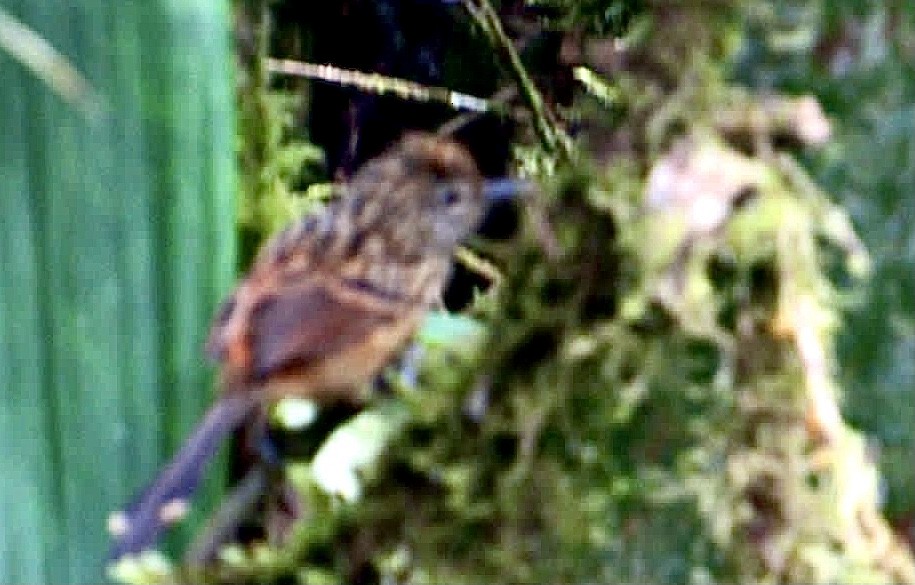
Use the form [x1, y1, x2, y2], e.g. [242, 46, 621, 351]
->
[343, 133, 485, 259]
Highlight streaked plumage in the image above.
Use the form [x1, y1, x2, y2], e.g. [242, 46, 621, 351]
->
[205, 132, 484, 400]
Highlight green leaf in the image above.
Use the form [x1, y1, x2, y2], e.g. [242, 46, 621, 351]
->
[0, 2, 235, 582]
[418, 311, 486, 348]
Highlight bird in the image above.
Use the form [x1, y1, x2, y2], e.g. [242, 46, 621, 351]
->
[108, 132, 522, 561]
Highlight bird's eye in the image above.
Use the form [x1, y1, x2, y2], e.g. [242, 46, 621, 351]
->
[437, 185, 462, 206]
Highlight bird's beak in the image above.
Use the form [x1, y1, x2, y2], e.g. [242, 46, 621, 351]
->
[482, 178, 533, 204]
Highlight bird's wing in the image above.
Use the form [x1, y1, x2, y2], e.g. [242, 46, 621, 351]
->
[207, 272, 411, 381]
[250, 277, 406, 379]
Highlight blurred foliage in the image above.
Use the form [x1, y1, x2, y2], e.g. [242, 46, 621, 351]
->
[235, 8, 326, 239]
[110, 0, 915, 584]
[524, 0, 640, 35]
[737, 0, 915, 526]
[0, 2, 236, 584]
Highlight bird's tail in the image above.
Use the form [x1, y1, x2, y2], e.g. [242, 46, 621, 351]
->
[107, 392, 262, 561]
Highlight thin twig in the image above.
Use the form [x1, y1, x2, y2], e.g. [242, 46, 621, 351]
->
[437, 85, 519, 136]
[460, 0, 572, 159]
[455, 246, 503, 287]
[184, 467, 270, 568]
[266, 58, 506, 115]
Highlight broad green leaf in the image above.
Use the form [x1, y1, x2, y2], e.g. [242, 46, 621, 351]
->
[0, 2, 235, 583]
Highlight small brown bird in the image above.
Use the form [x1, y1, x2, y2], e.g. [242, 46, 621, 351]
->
[109, 132, 518, 559]
[207, 132, 485, 401]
